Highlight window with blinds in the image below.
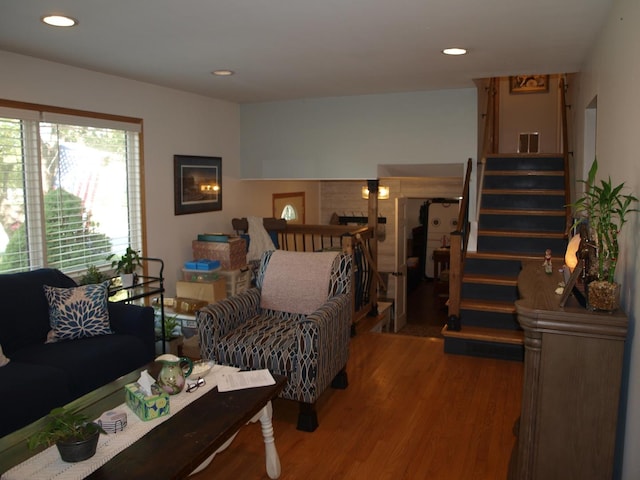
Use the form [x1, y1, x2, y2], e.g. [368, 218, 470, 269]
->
[0, 103, 144, 276]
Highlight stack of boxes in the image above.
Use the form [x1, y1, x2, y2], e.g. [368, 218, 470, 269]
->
[176, 259, 226, 306]
[191, 235, 251, 297]
[176, 234, 252, 357]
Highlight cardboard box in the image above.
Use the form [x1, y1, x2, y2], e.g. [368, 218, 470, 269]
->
[125, 383, 170, 421]
[176, 278, 227, 304]
[192, 238, 247, 270]
[173, 297, 208, 314]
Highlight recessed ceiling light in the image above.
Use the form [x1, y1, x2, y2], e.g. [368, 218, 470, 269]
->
[212, 70, 235, 77]
[442, 48, 467, 56]
[41, 15, 78, 27]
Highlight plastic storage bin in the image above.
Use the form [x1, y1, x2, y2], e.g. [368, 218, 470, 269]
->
[181, 268, 220, 282]
[218, 267, 252, 296]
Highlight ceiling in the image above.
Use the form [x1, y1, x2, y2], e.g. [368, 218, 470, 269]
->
[0, 0, 612, 104]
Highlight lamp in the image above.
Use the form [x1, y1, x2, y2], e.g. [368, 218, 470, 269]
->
[564, 233, 581, 272]
[361, 185, 390, 200]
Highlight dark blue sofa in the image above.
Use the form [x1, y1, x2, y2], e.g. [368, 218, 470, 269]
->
[0, 269, 155, 438]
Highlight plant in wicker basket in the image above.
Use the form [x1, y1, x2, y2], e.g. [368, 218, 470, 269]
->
[571, 158, 638, 311]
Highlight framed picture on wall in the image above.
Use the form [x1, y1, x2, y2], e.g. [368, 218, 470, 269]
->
[509, 75, 549, 94]
[174, 155, 222, 215]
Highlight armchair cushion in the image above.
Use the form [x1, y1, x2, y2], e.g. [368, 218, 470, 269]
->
[260, 250, 338, 315]
[217, 314, 298, 376]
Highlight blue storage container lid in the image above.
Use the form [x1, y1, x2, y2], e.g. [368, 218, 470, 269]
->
[195, 259, 221, 270]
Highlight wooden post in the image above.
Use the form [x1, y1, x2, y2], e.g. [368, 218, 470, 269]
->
[448, 231, 462, 330]
[367, 180, 379, 316]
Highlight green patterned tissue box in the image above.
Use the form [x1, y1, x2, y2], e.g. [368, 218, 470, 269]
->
[125, 382, 170, 421]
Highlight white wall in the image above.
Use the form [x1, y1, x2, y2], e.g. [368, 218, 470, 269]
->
[573, 1, 640, 478]
[0, 50, 319, 296]
[498, 75, 562, 154]
[240, 89, 477, 179]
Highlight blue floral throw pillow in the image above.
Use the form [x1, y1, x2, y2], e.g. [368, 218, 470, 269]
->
[43, 281, 112, 341]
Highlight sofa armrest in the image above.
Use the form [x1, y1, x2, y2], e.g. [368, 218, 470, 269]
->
[295, 293, 352, 398]
[196, 287, 261, 360]
[108, 302, 156, 361]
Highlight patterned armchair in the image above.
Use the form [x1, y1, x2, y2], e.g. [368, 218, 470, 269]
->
[197, 250, 352, 431]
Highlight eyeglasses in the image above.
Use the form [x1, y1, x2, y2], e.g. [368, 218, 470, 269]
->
[186, 377, 205, 393]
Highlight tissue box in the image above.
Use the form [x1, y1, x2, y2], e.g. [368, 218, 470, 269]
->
[124, 383, 170, 421]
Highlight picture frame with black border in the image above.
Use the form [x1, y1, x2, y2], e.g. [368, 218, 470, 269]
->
[174, 155, 222, 215]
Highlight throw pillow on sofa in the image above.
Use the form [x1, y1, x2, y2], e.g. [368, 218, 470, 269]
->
[0, 344, 9, 367]
[43, 281, 113, 341]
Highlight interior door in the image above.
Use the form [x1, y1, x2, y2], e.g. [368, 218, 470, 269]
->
[394, 197, 407, 332]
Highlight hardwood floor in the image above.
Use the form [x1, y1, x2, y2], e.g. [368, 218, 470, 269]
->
[191, 320, 524, 479]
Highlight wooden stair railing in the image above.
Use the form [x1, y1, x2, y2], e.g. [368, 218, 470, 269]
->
[559, 76, 572, 232]
[447, 158, 473, 330]
[231, 218, 377, 325]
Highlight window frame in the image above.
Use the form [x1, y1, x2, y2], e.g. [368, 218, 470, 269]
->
[0, 98, 146, 277]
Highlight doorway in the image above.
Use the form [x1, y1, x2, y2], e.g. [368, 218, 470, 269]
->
[403, 197, 460, 337]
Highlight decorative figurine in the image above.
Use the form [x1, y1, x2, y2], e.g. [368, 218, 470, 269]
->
[543, 249, 553, 274]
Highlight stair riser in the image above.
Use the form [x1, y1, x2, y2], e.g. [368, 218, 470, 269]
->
[479, 214, 566, 232]
[444, 337, 524, 361]
[485, 157, 564, 171]
[459, 309, 519, 330]
[462, 283, 519, 302]
[477, 236, 566, 255]
[482, 194, 566, 211]
[464, 258, 522, 276]
[484, 175, 565, 190]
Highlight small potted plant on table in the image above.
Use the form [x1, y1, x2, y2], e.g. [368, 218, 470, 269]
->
[28, 407, 105, 463]
[571, 158, 638, 311]
[79, 264, 110, 286]
[107, 246, 142, 288]
[155, 313, 183, 355]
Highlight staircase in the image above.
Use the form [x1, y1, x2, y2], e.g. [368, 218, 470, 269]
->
[443, 154, 568, 361]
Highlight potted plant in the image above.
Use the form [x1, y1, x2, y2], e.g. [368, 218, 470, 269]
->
[28, 407, 105, 463]
[107, 246, 142, 287]
[79, 264, 110, 286]
[571, 158, 638, 311]
[155, 313, 183, 355]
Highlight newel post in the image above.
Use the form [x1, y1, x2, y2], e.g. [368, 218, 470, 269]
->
[367, 179, 379, 316]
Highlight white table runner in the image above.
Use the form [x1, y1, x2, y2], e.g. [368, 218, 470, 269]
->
[2, 365, 239, 480]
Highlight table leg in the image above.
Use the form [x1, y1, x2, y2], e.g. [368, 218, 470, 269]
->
[259, 401, 281, 479]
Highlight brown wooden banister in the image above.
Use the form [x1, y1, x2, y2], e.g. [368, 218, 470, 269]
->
[481, 77, 499, 161]
[559, 77, 572, 232]
[447, 158, 473, 328]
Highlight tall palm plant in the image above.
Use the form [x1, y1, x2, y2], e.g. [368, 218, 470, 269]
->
[571, 158, 638, 283]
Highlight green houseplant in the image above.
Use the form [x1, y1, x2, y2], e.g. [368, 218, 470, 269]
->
[28, 407, 105, 462]
[107, 246, 142, 287]
[79, 264, 110, 286]
[155, 312, 183, 355]
[571, 158, 638, 310]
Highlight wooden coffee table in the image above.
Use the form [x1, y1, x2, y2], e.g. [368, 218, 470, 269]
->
[87, 375, 286, 479]
[0, 366, 286, 479]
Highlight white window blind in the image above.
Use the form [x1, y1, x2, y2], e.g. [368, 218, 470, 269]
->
[0, 104, 144, 275]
